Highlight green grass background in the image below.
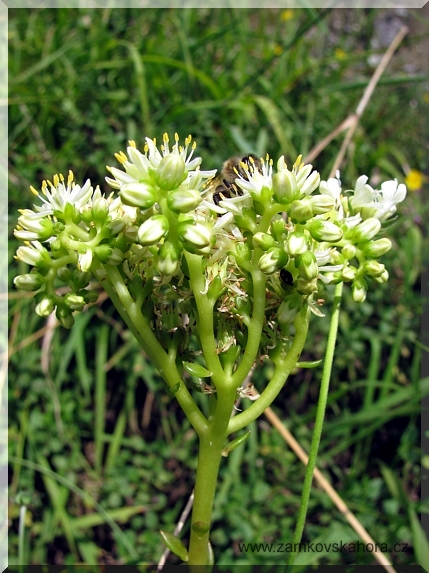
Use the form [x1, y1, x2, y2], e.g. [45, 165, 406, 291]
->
[8, 7, 428, 567]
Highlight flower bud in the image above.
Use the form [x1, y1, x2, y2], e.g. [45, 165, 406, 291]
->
[352, 218, 381, 243]
[72, 270, 92, 289]
[77, 250, 92, 273]
[124, 225, 139, 243]
[138, 215, 169, 246]
[306, 220, 343, 243]
[155, 154, 186, 191]
[64, 293, 86, 311]
[56, 306, 75, 329]
[258, 248, 288, 274]
[57, 267, 72, 282]
[178, 222, 211, 249]
[94, 246, 123, 265]
[342, 243, 356, 260]
[107, 219, 126, 236]
[272, 170, 298, 203]
[167, 188, 202, 213]
[363, 238, 392, 258]
[81, 289, 99, 303]
[296, 251, 318, 281]
[16, 244, 51, 268]
[295, 277, 318, 295]
[351, 277, 367, 303]
[277, 295, 301, 325]
[252, 232, 276, 251]
[374, 269, 389, 284]
[300, 170, 320, 196]
[92, 196, 109, 224]
[35, 296, 55, 317]
[364, 260, 385, 277]
[308, 194, 335, 215]
[286, 232, 308, 256]
[234, 242, 252, 265]
[120, 182, 157, 209]
[289, 198, 313, 224]
[157, 241, 180, 276]
[341, 266, 357, 282]
[270, 217, 287, 241]
[14, 273, 44, 291]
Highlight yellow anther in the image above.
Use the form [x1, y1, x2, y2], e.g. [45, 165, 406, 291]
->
[53, 174, 59, 187]
[67, 171, 73, 184]
[163, 133, 169, 143]
[144, 143, 149, 154]
[114, 152, 127, 164]
[192, 141, 196, 150]
[128, 140, 136, 148]
[175, 133, 179, 142]
[29, 186, 39, 196]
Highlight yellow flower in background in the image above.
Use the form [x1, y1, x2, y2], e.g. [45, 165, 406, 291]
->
[281, 9, 294, 21]
[405, 169, 425, 191]
[423, 92, 429, 104]
[335, 48, 346, 60]
[273, 44, 283, 56]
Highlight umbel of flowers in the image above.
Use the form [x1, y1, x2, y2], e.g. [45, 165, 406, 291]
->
[14, 133, 406, 565]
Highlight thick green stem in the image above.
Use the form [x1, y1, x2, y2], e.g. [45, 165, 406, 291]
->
[287, 282, 343, 567]
[228, 307, 310, 434]
[188, 386, 237, 566]
[92, 259, 207, 435]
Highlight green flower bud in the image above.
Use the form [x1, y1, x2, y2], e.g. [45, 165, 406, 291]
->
[306, 220, 343, 243]
[295, 277, 318, 295]
[296, 251, 318, 281]
[16, 244, 51, 269]
[80, 204, 93, 224]
[270, 217, 287, 241]
[14, 273, 44, 291]
[272, 170, 298, 203]
[56, 306, 75, 329]
[178, 222, 211, 249]
[342, 243, 357, 260]
[81, 289, 99, 303]
[308, 194, 335, 215]
[35, 296, 55, 317]
[107, 219, 126, 235]
[138, 215, 169, 246]
[374, 269, 389, 284]
[252, 232, 277, 251]
[72, 270, 92, 289]
[104, 247, 124, 265]
[364, 260, 385, 277]
[341, 266, 357, 282]
[277, 295, 301, 325]
[258, 248, 288, 274]
[64, 293, 86, 311]
[120, 182, 157, 209]
[57, 267, 72, 282]
[351, 277, 367, 303]
[124, 225, 139, 243]
[286, 231, 308, 256]
[155, 154, 186, 191]
[234, 242, 252, 265]
[157, 241, 180, 276]
[92, 196, 109, 224]
[78, 249, 93, 272]
[352, 218, 381, 243]
[167, 188, 202, 213]
[289, 198, 313, 224]
[15, 217, 54, 241]
[363, 238, 392, 258]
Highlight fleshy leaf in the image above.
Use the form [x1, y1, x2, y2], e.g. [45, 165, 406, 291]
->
[183, 361, 212, 378]
[159, 530, 188, 562]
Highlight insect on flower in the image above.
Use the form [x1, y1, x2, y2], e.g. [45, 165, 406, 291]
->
[206, 154, 263, 206]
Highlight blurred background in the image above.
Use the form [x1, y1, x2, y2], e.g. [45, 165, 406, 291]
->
[8, 7, 428, 567]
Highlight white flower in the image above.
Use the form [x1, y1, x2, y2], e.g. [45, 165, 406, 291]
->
[319, 176, 344, 219]
[32, 172, 94, 215]
[371, 179, 407, 221]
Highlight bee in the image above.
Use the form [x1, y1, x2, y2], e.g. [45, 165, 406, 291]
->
[206, 154, 263, 206]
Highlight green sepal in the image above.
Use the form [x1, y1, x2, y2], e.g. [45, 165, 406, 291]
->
[296, 359, 323, 368]
[207, 275, 226, 303]
[159, 530, 188, 562]
[219, 344, 241, 369]
[183, 361, 212, 378]
[170, 382, 181, 394]
[222, 430, 251, 457]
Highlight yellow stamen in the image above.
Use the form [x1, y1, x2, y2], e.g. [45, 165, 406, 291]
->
[163, 133, 169, 143]
[129, 140, 136, 148]
[114, 151, 127, 164]
[175, 133, 179, 142]
[53, 174, 59, 187]
[30, 186, 39, 196]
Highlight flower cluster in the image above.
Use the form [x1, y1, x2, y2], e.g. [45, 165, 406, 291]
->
[14, 134, 406, 361]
